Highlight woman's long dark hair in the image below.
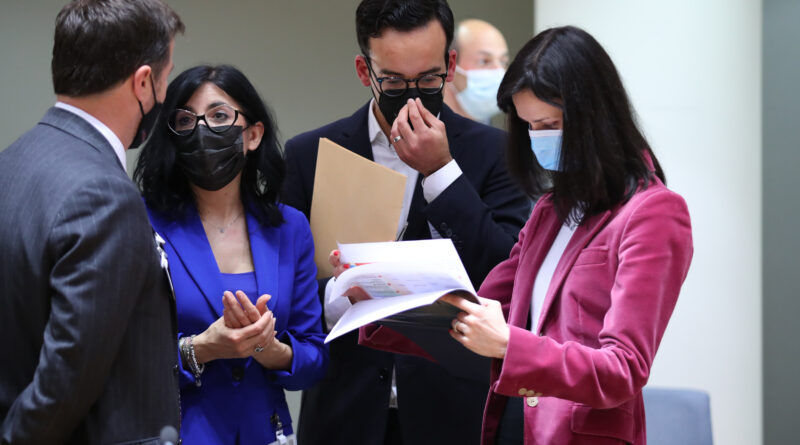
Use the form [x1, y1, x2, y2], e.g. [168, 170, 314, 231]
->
[134, 64, 285, 226]
[497, 26, 664, 225]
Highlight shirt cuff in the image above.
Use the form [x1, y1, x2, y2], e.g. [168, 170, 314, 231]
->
[422, 159, 462, 203]
[324, 277, 352, 331]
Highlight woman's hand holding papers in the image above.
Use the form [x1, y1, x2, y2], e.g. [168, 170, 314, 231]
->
[329, 250, 371, 304]
[440, 294, 509, 359]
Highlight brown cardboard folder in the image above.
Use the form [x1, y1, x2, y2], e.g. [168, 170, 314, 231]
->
[309, 138, 406, 278]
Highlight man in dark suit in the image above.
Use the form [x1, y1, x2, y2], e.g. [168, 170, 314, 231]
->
[0, 2, 184, 444]
[282, 1, 529, 443]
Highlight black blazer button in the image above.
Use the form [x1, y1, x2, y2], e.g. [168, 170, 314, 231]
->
[378, 368, 389, 381]
[173, 365, 180, 375]
[232, 365, 244, 381]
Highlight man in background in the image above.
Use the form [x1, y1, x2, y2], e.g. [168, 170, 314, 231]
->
[443, 19, 509, 124]
[282, 1, 529, 443]
[0, 1, 184, 443]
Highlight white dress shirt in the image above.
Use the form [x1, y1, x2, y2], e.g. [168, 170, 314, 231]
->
[323, 99, 464, 410]
[324, 99, 463, 330]
[54, 101, 127, 173]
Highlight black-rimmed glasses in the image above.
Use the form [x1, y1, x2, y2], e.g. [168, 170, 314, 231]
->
[365, 57, 447, 97]
[168, 104, 249, 136]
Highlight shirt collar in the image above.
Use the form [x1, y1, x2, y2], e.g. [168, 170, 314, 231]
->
[54, 101, 127, 173]
[367, 98, 388, 147]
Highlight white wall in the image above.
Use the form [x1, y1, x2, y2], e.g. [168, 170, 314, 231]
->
[534, 2, 762, 444]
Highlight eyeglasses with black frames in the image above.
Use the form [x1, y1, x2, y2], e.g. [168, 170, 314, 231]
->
[167, 104, 250, 136]
[364, 57, 448, 97]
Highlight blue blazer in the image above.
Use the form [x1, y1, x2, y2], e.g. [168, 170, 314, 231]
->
[147, 202, 327, 445]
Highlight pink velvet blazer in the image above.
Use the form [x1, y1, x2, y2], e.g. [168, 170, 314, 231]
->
[362, 174, 693, 444]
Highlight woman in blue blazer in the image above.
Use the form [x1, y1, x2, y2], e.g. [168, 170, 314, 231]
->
[134, 65, 327, 444]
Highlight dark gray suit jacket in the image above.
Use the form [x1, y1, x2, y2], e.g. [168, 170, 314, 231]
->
[0, 108, 180, 444]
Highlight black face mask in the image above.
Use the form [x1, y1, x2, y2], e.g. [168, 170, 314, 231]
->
[130, 75, 163, 149]
[173, 125, 246, 191]
[364, 54, 446, 127]
[375, 88, 444, 127]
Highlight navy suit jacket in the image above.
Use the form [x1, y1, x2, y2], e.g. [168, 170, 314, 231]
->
[147, 203, 328, 445]
[282, 102, 529, 445]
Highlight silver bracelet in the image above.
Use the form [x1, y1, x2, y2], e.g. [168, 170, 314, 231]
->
[180, 335, 205, 387]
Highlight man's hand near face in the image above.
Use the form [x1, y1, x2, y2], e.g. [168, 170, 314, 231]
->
[390, 98, 453, 177]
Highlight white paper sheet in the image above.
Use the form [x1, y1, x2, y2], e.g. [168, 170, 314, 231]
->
[324, 239, 477, 343]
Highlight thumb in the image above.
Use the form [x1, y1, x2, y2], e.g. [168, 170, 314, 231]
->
[256, 294, 272, 314]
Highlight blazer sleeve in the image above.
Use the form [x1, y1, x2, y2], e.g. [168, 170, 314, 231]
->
[423, 139, 530, 287]
[0, 176, 159, 443]
[263, 218, 329, 390]
[493, 190, 693, 409]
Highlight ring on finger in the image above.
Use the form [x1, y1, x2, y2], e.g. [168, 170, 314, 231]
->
[392, 135, 402, 143]
[254, 344, 264, 353]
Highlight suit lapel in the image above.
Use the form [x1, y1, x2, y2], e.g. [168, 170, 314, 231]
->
[247, 210, 284, 323]
[534, 209, 612, 333]
[340, 102, 374, 162]
[159, 206, 226, 318]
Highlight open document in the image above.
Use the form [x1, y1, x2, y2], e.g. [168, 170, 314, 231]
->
[326, 239, 491, 382]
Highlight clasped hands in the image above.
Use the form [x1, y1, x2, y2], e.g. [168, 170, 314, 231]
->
[193, 291, 286, 365]
[330, 250, 510, 359]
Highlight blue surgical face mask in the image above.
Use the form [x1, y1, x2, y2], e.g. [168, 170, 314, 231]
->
[528, 128, 562, 171]
[455, 65, 505, 123]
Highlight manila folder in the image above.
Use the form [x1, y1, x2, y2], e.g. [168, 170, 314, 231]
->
[309, 138, 406, 278]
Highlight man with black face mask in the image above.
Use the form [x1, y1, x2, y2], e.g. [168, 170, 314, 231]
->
[0, 1, 184, 443]
[282, 1, 529, 444]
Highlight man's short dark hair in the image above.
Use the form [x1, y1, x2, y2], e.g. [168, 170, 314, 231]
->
[52, 0, 184, 97]
[356, 0, 454, 58]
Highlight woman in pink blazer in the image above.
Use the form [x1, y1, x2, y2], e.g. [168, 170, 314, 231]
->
[359, 26, 693, 444]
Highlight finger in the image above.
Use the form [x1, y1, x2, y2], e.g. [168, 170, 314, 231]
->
[448, 327, 467, 343]
[394, 104, 416, 145]
[255, 294, 272, 315]
[329, 250, 341, 268]
[236, 291, 261, 324]
[408, 98, 428, 130]
[223, 292, 243, 328]
[345, 285, 371, 303]
[223, 292, 238, 328]
[415, 98, 439, 126]
[476, 295, 495, 307]
[263, 316, 277, 342]
[439, 294, 479, 314]
[226, 291, 252, 327]
[240, 310, 272, 340]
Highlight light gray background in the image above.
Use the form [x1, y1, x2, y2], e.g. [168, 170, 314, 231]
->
[0, 0, 533, 152]
[762, 0, 800, 443]
[0, 0, 532, 429]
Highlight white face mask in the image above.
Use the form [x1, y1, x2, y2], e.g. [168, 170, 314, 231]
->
[455, 65, 505, 123]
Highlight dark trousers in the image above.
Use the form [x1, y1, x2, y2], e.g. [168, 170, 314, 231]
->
[496, 397, 524, 445]
[384, 408, 402, 445]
